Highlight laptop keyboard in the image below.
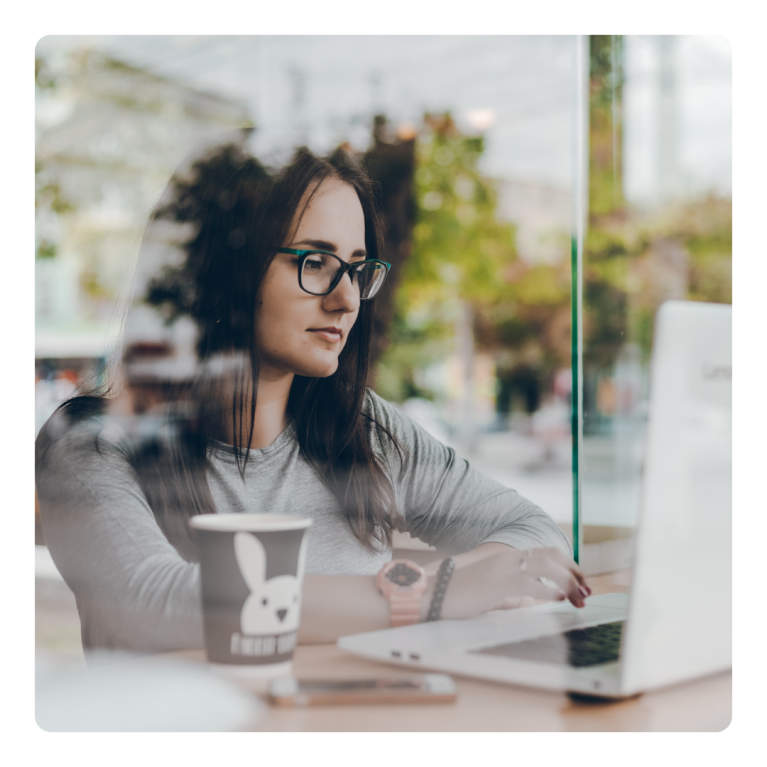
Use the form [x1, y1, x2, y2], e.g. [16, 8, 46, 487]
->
[473, 620, 625, 668]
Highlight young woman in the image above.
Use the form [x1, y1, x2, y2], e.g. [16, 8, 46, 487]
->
[35, 141, 589, 653]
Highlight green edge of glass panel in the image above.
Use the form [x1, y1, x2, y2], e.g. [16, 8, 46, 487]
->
[570, 233, 580, 564]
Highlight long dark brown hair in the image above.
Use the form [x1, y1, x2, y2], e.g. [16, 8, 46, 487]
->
[37, 141, 404, 561]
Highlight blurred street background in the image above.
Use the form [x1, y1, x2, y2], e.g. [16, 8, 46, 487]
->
[35, 36, 731, 657]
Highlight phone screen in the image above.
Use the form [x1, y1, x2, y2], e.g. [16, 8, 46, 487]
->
[296, 679, 424, 692]
[268, 674, 456, 705]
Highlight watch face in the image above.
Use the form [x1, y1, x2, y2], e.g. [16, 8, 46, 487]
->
[386, 563, 421, 587]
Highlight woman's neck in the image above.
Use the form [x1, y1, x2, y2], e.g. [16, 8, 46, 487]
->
[217, 370, 294, 450]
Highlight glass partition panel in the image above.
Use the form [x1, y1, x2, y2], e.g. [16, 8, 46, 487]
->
[36, 36, 578, 551]
[578, 36, 732, 569]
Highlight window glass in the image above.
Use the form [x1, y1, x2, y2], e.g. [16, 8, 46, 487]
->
[36, 36, 578, 551]
[577, 36, 732, 565]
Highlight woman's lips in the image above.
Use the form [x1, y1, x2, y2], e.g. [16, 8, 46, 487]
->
[308, 328, 343, 343]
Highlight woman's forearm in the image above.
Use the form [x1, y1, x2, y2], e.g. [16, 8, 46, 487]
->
[297, 543, 516, 644]
[297, 573, 390, 643]
[429, 541, 514, 572]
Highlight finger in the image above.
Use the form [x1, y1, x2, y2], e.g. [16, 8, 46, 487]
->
[545, 562, 588, 607]
[545, 549, 591, 592]
[540, 548, 591, 596]
[526, 558, 587, 607]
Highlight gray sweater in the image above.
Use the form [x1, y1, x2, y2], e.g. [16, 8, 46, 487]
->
[36, 390, 571, 653]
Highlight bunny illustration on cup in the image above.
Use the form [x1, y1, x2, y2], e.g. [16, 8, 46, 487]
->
[234, 531, 308, 635]
[191, 513, 312, 667]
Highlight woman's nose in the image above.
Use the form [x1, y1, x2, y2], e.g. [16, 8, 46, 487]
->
[323, 272, 360, 313]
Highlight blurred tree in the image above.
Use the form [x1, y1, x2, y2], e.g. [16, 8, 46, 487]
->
[375, 113, 517, 404]
[669, 195, 732, 306]
[583, 35, 630, 379]
[583, 35, 732, 431]
[35, 56, 73, 260]
[361, 116, 417, 373]
[142, 141, 260, 357]
[35, 47, 251, 331]
[375, 113, 572, 416]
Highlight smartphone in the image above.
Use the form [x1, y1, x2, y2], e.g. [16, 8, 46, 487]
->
[267, 674, 457, 706]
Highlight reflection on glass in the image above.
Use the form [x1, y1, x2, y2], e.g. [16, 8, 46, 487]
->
[579, 36, 732, 566]
[36, 37, 580, 559]
[37, 37, 593, 667]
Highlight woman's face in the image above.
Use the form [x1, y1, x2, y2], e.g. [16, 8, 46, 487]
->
[254, 177, 366, 381]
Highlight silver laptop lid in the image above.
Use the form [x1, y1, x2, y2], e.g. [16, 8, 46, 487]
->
[621, 301, 732, 693]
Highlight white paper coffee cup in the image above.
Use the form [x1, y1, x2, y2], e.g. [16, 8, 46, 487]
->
[190, 514, 312, 679]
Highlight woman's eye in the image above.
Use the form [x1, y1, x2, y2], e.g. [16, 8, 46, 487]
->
[304, 257, 324, 272]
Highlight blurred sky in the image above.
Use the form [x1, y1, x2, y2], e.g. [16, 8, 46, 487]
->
[37, 35, 731, 200]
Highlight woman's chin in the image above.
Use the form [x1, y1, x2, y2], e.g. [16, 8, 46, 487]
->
[296, 358, 339, 378]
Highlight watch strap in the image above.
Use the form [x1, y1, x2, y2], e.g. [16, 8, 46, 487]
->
[376, 560, 428, 628]
[388, 590, 423, 627]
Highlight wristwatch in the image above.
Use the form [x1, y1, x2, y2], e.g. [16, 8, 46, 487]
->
[376, 560, 429, 628]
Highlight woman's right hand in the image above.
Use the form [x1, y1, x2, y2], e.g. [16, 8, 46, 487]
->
[438, 546, 591, 620]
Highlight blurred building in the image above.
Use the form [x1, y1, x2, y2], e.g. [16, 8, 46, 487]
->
[35, 46, 251, 432]
[35, 46, 251, 357]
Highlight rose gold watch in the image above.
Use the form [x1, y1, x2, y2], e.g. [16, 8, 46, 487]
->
[376, 560, 429, 628]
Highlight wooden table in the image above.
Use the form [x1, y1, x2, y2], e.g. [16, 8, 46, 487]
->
[175, 572, 731, 731]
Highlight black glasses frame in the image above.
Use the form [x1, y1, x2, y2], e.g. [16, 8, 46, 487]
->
[277, 248, 391, 300]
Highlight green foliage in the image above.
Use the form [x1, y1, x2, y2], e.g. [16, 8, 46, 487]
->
[374, 309, 452, 403]
[80, 268, 111, 300]
[583, 35, 732, 377]
[588, 36, 625, 218]
[400, 114, 517, 307]
[670, 196, 732, 306]
[35, 176, 73, 216]
[36, 56, 74, 262]
[36, 239, 56, 259]
[375, 112, 577, 405]
[35, 57, 56, 90]
[35, 174, 71, 260]
[375, 113, 522, 402]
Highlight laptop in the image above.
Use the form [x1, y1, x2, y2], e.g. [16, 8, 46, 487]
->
[339, 301, 732, 698]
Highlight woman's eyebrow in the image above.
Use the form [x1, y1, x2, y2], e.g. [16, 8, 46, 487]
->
[293, 239, 367, 258]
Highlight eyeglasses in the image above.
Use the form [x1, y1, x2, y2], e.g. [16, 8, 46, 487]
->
[277, 248, 391, 300]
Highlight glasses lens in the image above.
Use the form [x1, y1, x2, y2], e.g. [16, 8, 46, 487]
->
[301, 253, 342, 295]
[353, 261, 388, 299]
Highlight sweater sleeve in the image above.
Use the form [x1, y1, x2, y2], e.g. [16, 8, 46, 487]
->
[35, 409, 205, 653]
[365, 391, 572, 557]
